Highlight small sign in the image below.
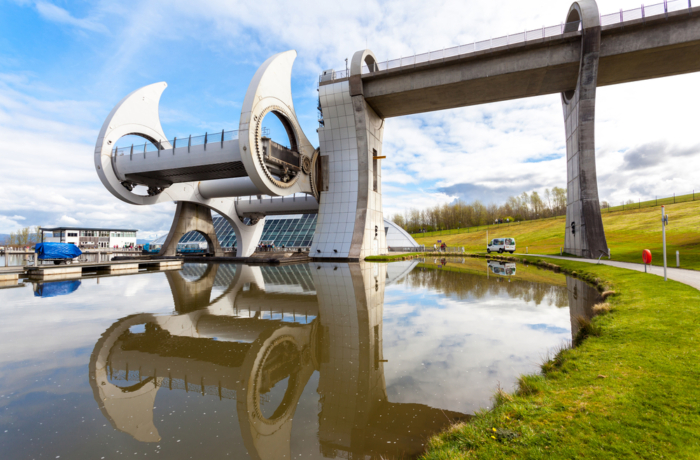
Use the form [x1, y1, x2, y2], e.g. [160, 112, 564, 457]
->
[438, 240, 442, 243]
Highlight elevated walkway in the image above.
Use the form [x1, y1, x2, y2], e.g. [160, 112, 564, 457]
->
[321, 3, 700, 118]
[113, 132, 244, 187]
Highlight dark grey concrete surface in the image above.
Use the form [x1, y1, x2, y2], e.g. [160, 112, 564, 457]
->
[562, 0, 608, 259]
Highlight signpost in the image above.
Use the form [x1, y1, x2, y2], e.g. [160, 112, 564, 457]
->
[642, 249, 652, 273]
[661, 206, 669, 281]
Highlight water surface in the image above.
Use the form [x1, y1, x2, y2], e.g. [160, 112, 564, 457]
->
[0, 259, 598, 459]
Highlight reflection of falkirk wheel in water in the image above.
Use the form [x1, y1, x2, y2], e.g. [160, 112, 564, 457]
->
[89, 261, 468, 458]
[89, 263, 319, 457]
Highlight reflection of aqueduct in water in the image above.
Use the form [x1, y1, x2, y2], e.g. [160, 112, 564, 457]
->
[89, 261, 597, 458]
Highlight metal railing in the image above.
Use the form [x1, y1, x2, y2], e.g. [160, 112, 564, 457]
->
[319, 0, 694, 83]
[236, 194, 315, 204]
[602, 190, 699, 213]
[112, 130, 239, 158]
[254, 246, 311, 253]
[388, 246, 425, 252]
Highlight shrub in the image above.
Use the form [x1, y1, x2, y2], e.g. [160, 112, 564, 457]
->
[573, 315, 601, 347]
[592, 302, 611, 316]
[515, 375, 544, 396]
[493, 382, 514, 407]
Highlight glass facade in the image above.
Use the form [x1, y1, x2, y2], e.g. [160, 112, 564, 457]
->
[176, 214, 318, 249]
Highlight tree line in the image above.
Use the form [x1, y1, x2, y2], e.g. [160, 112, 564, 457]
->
[2, 226, 41, 248]
[390, 187, 567, 234]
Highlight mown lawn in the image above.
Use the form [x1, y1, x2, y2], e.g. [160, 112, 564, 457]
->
[412, 200, 700, 270]
[421, 256, 700, 459]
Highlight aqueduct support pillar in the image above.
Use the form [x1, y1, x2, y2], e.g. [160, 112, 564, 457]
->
[562, 0, 608, 258]
[159, 201, 224, 257]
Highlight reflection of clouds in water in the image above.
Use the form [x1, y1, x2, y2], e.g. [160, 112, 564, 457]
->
[0, 273, 176, 395]
[382, 281, 571, 415]
[122, 272, 166, 297]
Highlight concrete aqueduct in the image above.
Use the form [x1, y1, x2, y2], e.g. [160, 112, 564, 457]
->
[94, 0, 700, 259]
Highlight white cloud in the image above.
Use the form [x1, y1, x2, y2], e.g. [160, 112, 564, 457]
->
[58, 215, 80, 225]
[0, 215, 27, 232]
[34, 1, 108, 34]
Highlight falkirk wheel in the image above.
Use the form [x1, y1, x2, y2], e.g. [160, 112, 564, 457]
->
[95, 50, 387, 260]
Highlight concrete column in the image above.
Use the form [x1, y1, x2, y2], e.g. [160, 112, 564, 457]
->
[159, 201, 224, 257]
[562, 0, 608, 259]
[311, 49, 387, 260]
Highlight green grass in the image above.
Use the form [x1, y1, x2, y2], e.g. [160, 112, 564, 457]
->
[421, 255, 700, 459]
[412, 200, 700, 270]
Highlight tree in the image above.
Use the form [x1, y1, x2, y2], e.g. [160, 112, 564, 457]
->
[544, 189, 552, 216]
[530, 191, 543, 216]
[8, 226, 41, 248]
[391, 213, 405, 228]
[552, 187, 567, 215]
[389, 186, 570, 234]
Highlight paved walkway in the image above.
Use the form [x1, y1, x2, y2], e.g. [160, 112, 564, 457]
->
[530, 254, 700, 291]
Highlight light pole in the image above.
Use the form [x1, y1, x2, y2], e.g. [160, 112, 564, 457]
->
[662, 206, 669, 281]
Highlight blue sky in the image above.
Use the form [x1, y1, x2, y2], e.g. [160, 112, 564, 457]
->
[2, 0, 700, 238]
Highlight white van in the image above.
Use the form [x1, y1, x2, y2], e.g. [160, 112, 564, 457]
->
[487, 237, 516, 254]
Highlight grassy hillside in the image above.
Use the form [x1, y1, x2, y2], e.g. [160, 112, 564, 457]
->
[413, 200, 700, 270]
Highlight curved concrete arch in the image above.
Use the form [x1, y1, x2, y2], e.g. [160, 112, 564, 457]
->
[94, 82, 172, 206]
[95, 82, 230, 208]
[239, 50, 315, 197]
[95, 82, 266, 257]
[350, 49, 379, 76]
[560, 0, 608, 259]
[565, 0, 600, 31]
